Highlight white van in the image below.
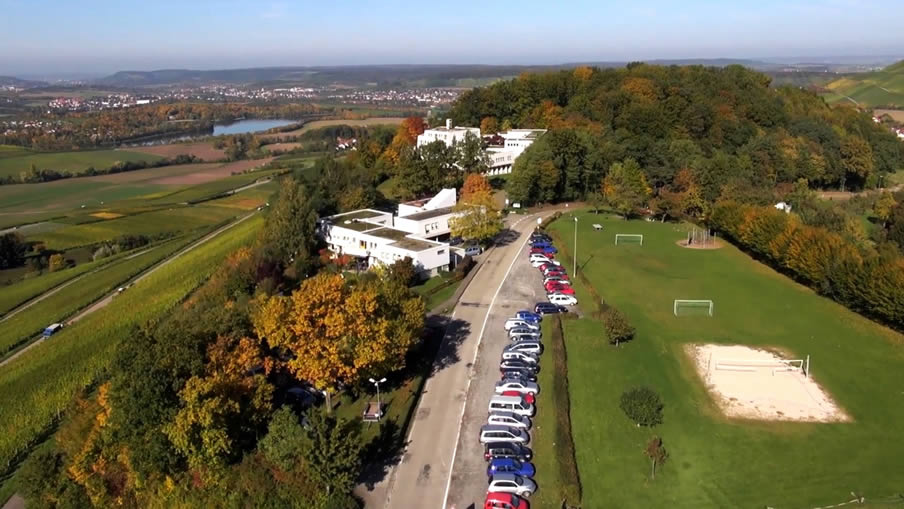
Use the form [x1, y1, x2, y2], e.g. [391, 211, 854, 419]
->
[464, 245, 483, 256]
[488, 395, 535, 417]
[501, 351, 538, 364]
[479, 424, 529, 444]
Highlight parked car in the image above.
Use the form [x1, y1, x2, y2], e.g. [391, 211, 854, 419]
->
[542, 267, 568, 276]
[544, 280, 571, 291]
[529, 240, 552, 247]
[488, 394, 535, 416]
[487, 411, 532, 430]
[42, 323, 63, 338]
[487, 458, 536, 479]
[501, 351, 538, 365]
[546, 285, 576, 296]
[534, 302, 568, 314]
[487, 473, 537, 498]
[496, 378, 540, 396]
[543, 275, 569, 284]
[510, 332, 542, 343]
[484, 492, 529, 509]
[514, 310, 542, 322]
[464, 245, 483, 256]
[508, 327, 539, 337]
[480, 424, 529, 444]
[528, 254, 552, 264]
[499, 359, 539, 373]
[502, 390, 536, 405]
[500, 368, 537, 382]
[504, 319, 540, 332]
[504, 341, 543, 356]
[530, 246, 557, 255]
[548, 293, 578, 306]
[484, 442, 533, 462]
[536, 261, 561, 272]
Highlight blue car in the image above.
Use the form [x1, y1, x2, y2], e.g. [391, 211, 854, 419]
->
[515, 310, 542, 322]
[530, 241, 552, 248]
[531, 245, 557, 254]
[487, 458, 536, 478]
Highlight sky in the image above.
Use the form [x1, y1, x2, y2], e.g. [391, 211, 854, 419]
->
[1, 0, 902, 77]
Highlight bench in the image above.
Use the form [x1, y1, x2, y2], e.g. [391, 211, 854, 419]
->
[362, 401, 383, 422]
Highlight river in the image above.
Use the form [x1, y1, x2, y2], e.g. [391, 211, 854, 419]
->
[212, 119, 296, 136]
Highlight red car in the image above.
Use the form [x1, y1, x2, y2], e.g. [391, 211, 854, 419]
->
[502, 390, 536, 405]
[547, 285, 575, 296]
[544, 280, 571, 291]
[485, 492, 529, 509]
[537, 262, 560, 272]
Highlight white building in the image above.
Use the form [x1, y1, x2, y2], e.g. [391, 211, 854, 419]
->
[484, 128, 547, 175]
[317, 189, 460, 275]
[416, 119, 481, 148]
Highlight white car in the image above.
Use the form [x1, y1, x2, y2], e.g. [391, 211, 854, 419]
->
[528, 253, 551, 263]
[504, 341, 543, 355]
[510, 332, 542, 342]
[504, 319, 540, 332]
[531, 258, 560, 268]
[543, 276, 570, 285]
[487, 411, 532, 430]
[495, 379, 540, 396]
[487, 473, 537, 498]
[479, 425, 530, 444]
[548, 293, 577, 306]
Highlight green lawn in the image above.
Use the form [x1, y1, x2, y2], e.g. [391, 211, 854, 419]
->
[0, 149, 163, 179]
[412, 272, 461, 313]
[545, 212, 904, 508]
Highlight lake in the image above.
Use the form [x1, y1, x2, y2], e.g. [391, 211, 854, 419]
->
[213, 119, 296, 136]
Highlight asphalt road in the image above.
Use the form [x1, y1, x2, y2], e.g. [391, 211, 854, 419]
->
[369, 211, 553, 509]
[444, 226, 548, 508]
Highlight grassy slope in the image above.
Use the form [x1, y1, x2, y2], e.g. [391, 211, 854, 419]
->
[546, 212, 904, 508]
[0, 215, 262, 477]
[823, 61, 904, 106]
[0, 150, 163, 179]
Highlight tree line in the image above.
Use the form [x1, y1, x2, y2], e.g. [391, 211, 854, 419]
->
[449, 64, 903, 204]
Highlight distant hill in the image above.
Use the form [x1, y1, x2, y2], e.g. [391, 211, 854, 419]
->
[94, 60, 784, 88]
[0, 76, 47, 88]
[822, 60, 904, 107]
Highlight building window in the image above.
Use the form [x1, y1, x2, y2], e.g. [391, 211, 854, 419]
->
[437, 249, 445, 255]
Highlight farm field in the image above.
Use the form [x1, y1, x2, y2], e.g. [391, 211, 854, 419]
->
[125, 141, 225, 161]
[545, 212, 904, 508]
[0, 235, 199, 359]
[259, 116, 406, 139]
[0, 149, 163, 179]
[874, 108, 904, 122]
[0, 215, 263, 479]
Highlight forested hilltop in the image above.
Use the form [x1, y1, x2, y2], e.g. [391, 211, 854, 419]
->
[450, 63, 904, 204]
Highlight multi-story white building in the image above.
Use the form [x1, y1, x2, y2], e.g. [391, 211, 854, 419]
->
[485, 128, 547, 175]
[317, 189, 460, 276]
[416, 119, 481, 148]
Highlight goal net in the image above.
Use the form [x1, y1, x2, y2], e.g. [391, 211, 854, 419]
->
[711, 355, 810, 379]
[615, 234, 643, 246]
[673, 299, 713, 316]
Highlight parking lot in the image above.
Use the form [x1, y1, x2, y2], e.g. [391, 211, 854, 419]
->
[445, 232, 551, 508]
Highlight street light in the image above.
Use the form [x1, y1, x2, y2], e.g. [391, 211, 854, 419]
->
[368, 377, 387, 409]
[573, 216, 578, 275]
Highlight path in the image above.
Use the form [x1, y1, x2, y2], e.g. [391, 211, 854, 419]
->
[358, 211, 552, 509]
[0, 246, 154, 324]
[0, 212, 257, 369]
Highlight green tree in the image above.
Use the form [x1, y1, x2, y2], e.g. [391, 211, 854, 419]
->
[620, 386, 664, 427]
[305, 413, 364, 494]
[874, 191, 897, 228]
[456, 131, 489, 174]
[386, 256, 418, 287]
[258, 177, 319, 275]
[840, 135, 874, 186]
[259, 406, 308, 471]
[602, 159, 652, 219]
[0, 232, 27, 269]
[449, 184, 503, 242]
[602, 307, 635, 346]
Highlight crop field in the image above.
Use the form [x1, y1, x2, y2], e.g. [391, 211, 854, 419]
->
[0, 149, 163, 179]
[0, 215, 262, 476]
[143, 168, 284, 205]
[0, 235, 199, 359]
[33, 205, 240, 250]
[545, 212, 904, 508]
[125, 141, 225, 161]
[259, 117, 405, 139]
[0, 145, 31, 159]
[874, 108, 904, 122]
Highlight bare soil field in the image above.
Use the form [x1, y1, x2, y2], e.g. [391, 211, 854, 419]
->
[259, 117, 406, 140]
[874, 109, 904, 122]
[125, 142, 225, 161]
[262, 142, 301, 152]
[151, 158, 275, 185]
[687, 344, 849, 422]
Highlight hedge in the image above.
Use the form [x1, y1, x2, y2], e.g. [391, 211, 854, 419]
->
[547, 316, 583, 505]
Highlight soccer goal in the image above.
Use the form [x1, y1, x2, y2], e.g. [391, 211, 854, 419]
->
[614, 234, 643, 246]
[712, 355, 810, 379]
[673, 299, 713, 316]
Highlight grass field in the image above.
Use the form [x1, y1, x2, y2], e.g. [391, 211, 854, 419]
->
[0, 215, 263, 480]
[545, 212, 904, 508]
[0, 145, 31, 159]
[0, 149, 163, 179]
[125, 142, 225, 161]
[411, 272, 461, 312]
[259, 117, 406, 140]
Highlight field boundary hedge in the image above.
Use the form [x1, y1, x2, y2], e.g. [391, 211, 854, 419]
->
[548, 315, 583, 505]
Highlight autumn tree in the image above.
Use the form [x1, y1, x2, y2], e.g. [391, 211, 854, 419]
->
[603, 159, 652, 219]
[450, 177, 503, 242]
[480, 116, 499, 135]
[840, 135, 874, 185]
[48, 253, 65, 272]
[644, 436, 669, 480]
[252, 273, 424, 391]
[460, 173, 493, 202]
[874, 191, 896, 228]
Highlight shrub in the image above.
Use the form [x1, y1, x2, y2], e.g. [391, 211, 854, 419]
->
[602, 306, 635, 346]
[453, 255, 474, 281]
[620, 386, 664, 427]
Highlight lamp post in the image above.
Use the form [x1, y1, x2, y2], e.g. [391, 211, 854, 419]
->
[368, 377, 387, 408]
[573, 216, 578, 275]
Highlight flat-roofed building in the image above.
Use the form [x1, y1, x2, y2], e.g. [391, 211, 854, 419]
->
[416, 118, 481, 148]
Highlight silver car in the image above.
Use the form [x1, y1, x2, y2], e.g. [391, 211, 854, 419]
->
[487, 473, 537, 498]
[479, 425, 530, 444]
[504, 341, 543, 355]
[487, 411, 532, 430]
